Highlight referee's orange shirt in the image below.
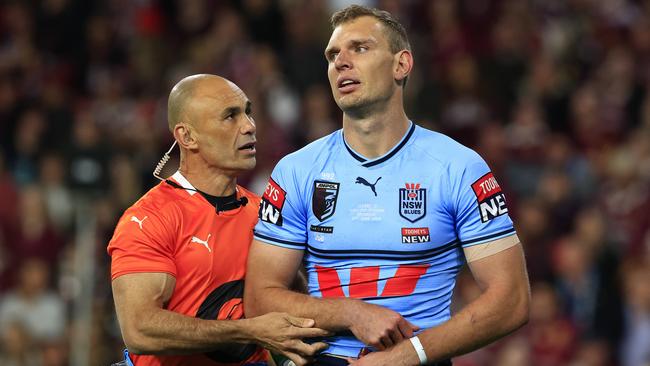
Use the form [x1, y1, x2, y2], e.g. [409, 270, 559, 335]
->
[108, 172, 267, 366]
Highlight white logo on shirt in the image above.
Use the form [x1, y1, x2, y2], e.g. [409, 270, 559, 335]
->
[321, 172, 336, 180]
[349, 204, 384, 222]
[130, 215, 148, 230]
[191, 234, 212, 252]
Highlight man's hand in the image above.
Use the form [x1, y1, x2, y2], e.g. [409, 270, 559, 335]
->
[348, 351, 402, 366]
[347, 301, 419, 350]
[347, 339, 421, 366]
[246, 312, 331, 366]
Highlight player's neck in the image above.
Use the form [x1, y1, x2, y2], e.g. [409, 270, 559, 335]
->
[342, 105, 410, 159]
[178, 158, 238, 197]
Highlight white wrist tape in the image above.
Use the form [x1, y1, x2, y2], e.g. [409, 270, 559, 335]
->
[409, 336, 428, 365]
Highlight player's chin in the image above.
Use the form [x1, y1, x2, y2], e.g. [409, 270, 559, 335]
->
[339, 98, 368, 114]
[238, 157, 256, 171]
[339, 92, 365, 105]
[336, 99, 352, 111]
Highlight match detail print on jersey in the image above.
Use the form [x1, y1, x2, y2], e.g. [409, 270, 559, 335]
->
[471, 172, 508, 222]
[260, 177, 286, 226]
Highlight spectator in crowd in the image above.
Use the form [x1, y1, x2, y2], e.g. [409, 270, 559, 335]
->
[619, 258, 650, 366]
[38, 152, 74, 234]
[0, 321, 41, 366]
[0, 258, 66, 343]
[528, 282, 577, 365]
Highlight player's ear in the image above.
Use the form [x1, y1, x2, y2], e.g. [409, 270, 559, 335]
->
[394, 49, 413, 86]
[174, 123, 198, 150]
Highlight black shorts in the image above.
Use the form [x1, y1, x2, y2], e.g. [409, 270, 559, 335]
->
[314, 354, 452, 366]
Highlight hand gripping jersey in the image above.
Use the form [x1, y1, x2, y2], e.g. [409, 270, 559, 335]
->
[108, 172, 267, 366]
[254, 123, 517, 357]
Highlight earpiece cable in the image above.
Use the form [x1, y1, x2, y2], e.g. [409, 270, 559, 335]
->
[153, 141, 177, 181]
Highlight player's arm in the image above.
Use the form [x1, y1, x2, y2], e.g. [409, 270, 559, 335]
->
[112, 272, 329, 365]
[350, 238, 530, 366]
[244, 240, 419, 350]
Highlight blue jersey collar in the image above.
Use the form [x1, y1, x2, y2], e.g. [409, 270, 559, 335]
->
[342, 121, 416, 168]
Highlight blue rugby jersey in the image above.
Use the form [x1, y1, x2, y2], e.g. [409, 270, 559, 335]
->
[254, 122, 516, 357]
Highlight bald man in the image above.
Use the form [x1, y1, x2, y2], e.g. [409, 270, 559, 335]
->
[108, 75, 329, 366]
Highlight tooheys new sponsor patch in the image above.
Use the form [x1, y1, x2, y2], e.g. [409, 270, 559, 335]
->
[401, 227, 430, 243]
[259, 178, 286, 226]
[471, 172, 508, 223]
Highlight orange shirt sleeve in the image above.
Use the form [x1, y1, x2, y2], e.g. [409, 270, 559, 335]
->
[108, 204, 178, 281]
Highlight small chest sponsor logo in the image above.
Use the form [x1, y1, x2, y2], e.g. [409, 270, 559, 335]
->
[259, 177, 286, 226]
[355, 176, 381, 196]
[310, 225, 334, 233]
[130, 215, 147, 230]
[191, 234, 212, 252]
[399, 183, 427, 223]
[471, 172, 508, 222]
[312, 181, 340, 221]
[401, 227, 430, 243]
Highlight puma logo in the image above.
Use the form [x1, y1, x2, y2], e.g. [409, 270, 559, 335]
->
[130, 215, 148, 230]
[355, 176, 382, 197]
[191, 234, 212, 252]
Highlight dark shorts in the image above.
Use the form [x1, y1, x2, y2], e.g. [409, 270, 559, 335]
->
[314, 354, 452, 366]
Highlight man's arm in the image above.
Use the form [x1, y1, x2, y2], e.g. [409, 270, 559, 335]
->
[350, 242, 530, 365]
[244, 240, 418, 350]
[112, 272, 330, 364]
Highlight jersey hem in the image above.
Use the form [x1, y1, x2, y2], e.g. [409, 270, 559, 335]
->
[111, 269, 177, 281]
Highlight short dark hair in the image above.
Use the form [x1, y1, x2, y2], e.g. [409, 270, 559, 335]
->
[330, 5, 411, 54]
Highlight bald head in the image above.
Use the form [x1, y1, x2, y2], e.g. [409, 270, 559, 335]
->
[167, 74, 236, 131]
[166, 73, 256, 179]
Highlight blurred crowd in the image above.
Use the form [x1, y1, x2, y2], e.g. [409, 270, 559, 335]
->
[0, 0, 649, 365]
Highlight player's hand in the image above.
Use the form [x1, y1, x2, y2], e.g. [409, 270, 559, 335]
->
[347, 340, 421, 366]
[247, 312, 331, 366]
[347, 301, 419, 350]
[347, 350, 411, 366]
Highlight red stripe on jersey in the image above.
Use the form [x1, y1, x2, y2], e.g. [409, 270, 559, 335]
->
[349, 266, 380, 298]
[316, 265, 345, 297]
[381, 265, 430, 297]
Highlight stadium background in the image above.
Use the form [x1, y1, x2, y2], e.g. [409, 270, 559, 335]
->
[0, 0, 649, 365]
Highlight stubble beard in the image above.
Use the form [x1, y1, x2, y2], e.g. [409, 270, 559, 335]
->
[338, 92, 390, 120]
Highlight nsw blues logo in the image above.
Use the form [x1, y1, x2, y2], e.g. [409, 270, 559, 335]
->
[312, 181, 340, 221]
[399, 183, 426, 223]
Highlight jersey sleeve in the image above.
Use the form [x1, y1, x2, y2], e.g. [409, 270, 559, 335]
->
[254, 157, 308, 250]
[107, 206, 178, 280]
[451, 153, 516, 248]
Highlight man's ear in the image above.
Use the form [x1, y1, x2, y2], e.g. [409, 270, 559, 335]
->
[394, 49, 413, 86]
[173, 123, 198, 150]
